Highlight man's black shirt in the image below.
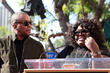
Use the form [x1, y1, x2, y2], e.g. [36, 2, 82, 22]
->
[14, 37, 28, 69]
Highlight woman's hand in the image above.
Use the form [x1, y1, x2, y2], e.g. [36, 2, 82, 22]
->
[85, 37, 100, 53]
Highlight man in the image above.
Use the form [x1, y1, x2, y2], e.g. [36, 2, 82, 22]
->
[0, 12, 46, 73]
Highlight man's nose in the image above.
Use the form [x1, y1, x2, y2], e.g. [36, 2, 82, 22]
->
[78, 32, 82, 35]
[17, 23, 24, 26]
[79, 32, 86, 36]
[16, 24, 21, 27]
[16, 24, 23, 29]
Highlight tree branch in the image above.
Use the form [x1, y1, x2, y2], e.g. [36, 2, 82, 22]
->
[81, 0, 84, 14]
[53, 0, 68, 13]
[87, 0, 105, 22]
[47, 10, 58, 21]
[95, 0, 105, 21]
[87, 0, 96, 10]
[57, 0, 68, 9]
[98, 0, 105, 8]
[48, 32, 67, 39]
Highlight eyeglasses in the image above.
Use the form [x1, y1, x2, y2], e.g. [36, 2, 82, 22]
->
[14, 21, 31, 26]
[75, 29, 89, 36]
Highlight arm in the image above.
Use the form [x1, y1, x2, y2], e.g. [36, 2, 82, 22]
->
[85, 37, 106, 58]
[85, 37, 110, 68]
[56, 45, 73, 58]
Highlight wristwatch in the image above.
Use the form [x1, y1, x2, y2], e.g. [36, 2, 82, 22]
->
[91, 52, 101, 56]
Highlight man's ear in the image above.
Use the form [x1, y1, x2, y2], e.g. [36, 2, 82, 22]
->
[12, 24, 17, 29]
[14, 29, 17, 34]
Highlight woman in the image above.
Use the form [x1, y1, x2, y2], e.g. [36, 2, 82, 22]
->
[57, 18, 110, 58]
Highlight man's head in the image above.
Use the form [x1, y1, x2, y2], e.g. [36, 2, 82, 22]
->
[11, 12, 31, 39]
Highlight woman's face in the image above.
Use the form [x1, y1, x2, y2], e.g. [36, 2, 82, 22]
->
[75, 26, 90, 46]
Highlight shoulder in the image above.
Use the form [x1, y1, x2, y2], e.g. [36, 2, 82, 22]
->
[26, 36, 42, 44]
[56, 45, 74, 58]
[60, 45, 74, 54]
[64, 45, 74, 51]
[0, 35, 13, 42]
[0, 35, 13, 48]
[24, 36, 44, 48]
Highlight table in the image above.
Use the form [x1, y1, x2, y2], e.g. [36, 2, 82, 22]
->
[24, 69, 110, 73]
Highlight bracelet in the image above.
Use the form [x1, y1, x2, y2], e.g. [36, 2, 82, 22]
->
[91, 52, 101, 56]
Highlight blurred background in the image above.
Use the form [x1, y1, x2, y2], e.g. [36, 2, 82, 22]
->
[0, 0, 110, 58]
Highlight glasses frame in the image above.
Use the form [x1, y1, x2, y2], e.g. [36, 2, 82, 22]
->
[75, 29, 89, 36]
[14, 21, 32, 26]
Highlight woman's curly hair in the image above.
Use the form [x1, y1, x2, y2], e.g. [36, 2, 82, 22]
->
[68, 18, 107, 50]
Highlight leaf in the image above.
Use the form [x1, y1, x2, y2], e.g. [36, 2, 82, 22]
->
[17, 0, 24, 6]
[0, 26, 12, 38]
[62, 4, 69, 15]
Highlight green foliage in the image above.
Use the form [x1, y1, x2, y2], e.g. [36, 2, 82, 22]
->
[40, 20, 46, 30]
[68, 0, 82, 13]
[65, 0, 98, 18]
[62, 4, 69, 15]
[17, 0, 24, 6]
[0, 26, 12, 38]
[53, 38, 65, 48]
[105, 41, 110, 50]
[38, 20, 48, 41]
[101, 3, 110, 20]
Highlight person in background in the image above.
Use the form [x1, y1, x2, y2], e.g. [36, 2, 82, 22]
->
[57, 18, 110, 58]
[0, 12, 46, 73]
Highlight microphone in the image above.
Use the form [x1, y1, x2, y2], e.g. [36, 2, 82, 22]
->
[38, 51, 47, 69]
[39, 51, 47, 59]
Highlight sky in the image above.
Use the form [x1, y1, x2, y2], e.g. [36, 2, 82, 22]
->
[7, 0, 62, 34]
[7, 0, 22, 12]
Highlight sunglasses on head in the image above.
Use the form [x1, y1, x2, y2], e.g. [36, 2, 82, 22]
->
[75, 29, 88, 36]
